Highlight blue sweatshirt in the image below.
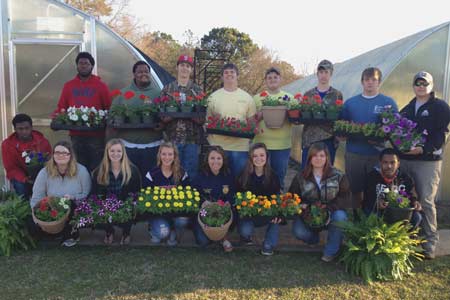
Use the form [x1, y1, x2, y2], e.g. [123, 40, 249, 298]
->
[143, 166, 189, 188]
[340, 93, 398, 155]
[192, 171, 236, 204]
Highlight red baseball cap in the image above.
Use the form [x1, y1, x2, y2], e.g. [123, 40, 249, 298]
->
[177, 55, 194, 67]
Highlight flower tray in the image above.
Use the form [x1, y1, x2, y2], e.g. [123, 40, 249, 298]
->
[50, 120, 105, 131]
[158, 112, 206, 119]
[206, 128, 255, 139]
[333, 130, 385, 143]
[288, 117, 334, 125]
[107, 120, 159, 129]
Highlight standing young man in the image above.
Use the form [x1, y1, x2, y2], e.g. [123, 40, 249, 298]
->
[207, 63, 256, 177]
[301, 60, 343, 166]
[398, 71, 450, 259]
[340, 67, 398, 209]
[56, 52, 111, 171]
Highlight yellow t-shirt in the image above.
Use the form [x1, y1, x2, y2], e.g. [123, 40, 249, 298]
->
[207, 88, 257, 151]
[253, 90, 294, 149]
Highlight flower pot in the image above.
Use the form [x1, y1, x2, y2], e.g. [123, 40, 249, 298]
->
[198, 201, 233, 241]
[142, 115, 154, 124]
[261, 105, 287, 128]
[326, 111, 339, 120]
[313, 111, 325, 119]
[113, 115, 125, 125]
[128, 115, 142, 124]
[32, 208, 70, 234]
[165, 106, 179, 113]
[383, 206, 414, 224]
[287, 109, 300, 119]
[194, 104, 207, 112]
[300, 111, 312, 119]
[180, 105, 194, 113]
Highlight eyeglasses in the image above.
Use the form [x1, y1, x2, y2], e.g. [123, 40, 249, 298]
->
[414, 81, 430, 87]
[54, 151, 71, 157]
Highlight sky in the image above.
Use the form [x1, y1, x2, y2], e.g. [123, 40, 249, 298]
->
[129, 0, 450, 74]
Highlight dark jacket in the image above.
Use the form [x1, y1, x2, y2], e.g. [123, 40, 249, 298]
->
[143, 166, 189, 187]
[288, 167, 351, 211]
[363, 168, 418, 213]
[91, 164, 142, 200]
[192, 171, 235, 204]
[237, 170, 281, 197]
[399, 92, 450, 161]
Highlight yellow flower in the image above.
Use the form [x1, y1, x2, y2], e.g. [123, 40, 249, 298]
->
[145, 202, 151, 207]
[186, 201, 192, 207]
[138, 196, 144, 201]
[179, 194, 185, 200]
[179, 203, 184, 208]
[186, 186, 191, 190]
[194, 204, 198, 208]
[145, 190, 150, 195]
[160, 188, 166, 194]
[154, 186, 159, 190]
[187, 194, 193, 199]
[167, 195, 172, 200]
[194, 196, 200, 202]
[194, 191, 200, 196]
[154, 190, 159, 195]
[167, 190, 172, 195]
[236, 205, 241, 210]
[174, 195, 179, 200]
[173, 202, 178, 207]
[140, 188, 145, 192]
[153, 196, 158, 201]
[160, 195, 165, 199]
[165, 203, 170, 208]
[178, 186, 183, 190]
[236, 192, 242, 198]
[158, 203, 163, 208]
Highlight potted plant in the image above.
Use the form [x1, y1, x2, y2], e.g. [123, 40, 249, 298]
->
[198, 200, 233, 241]
[125, 105, 141, 124]
[109, 104, 127, 125]
[310, 95, 326, 119]
[22, 150, 49, 181]
[164, 93, 181, 112]
[301, 202, 330, 231]
[193, 92, 208, 112]
[380, 187, 414, 224]
[287, 93, 302, 120]
[299, 95, 313, 119]
[140, 104, 157, 124]
[325, 98, 343, 120]
[32, 196, 71, 234]
[260, 91, 290, 128]
[206, 114, 260, 139]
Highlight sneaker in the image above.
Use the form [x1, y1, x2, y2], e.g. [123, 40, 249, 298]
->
[222, 239, 233, 252]
[240, 237, 254, 246]
[167, 230, 178, 246]
[261, 248, 274, 256]
[321, 255, 336, 262]
[148, 232, 161, 245]
[62, 238, 78, 247]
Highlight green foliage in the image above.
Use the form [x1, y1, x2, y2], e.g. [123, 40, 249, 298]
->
[0, 192, 35, 256]
[338, 212, 424, 283]
[199, 202, 232, 227]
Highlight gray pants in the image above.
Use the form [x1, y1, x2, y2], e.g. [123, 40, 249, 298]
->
[401, 159, 442, 253]
[345, 152, 379, 208]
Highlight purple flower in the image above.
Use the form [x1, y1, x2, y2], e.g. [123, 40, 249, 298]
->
[282, 95, 290, 101]
[394, 139, 402, 146]
[382, 118, 390, 124]
[423, 129, 428, 135]
[382, 125, 391, 133]
[200, 209, 207, 217]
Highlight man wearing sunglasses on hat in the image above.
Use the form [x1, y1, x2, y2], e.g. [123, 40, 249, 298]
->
[398, 71, 450, 259]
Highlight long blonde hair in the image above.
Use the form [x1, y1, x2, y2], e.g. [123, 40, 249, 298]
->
[157, 142, 183, 184]
[46, 141, 78, 178]
[96, 139, 132, 186]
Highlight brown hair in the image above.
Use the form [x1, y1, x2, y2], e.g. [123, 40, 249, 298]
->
[96, 139, 133, 186]
[238, 143, 274, 188]
[46, 140, 78, 178]
[200, 145, 230, 176]
[302, 142, 333, 180]
[157, 142, 183, 184]
[361, 67, 382, 82]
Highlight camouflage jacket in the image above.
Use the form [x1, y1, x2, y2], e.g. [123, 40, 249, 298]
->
[161, 80, 204, 144]
[302, 87, 343, 147]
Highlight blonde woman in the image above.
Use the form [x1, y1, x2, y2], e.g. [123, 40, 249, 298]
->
[91, 139, 141, 245]
[31, 140, 91, 247]
[143, 142, 190, 245]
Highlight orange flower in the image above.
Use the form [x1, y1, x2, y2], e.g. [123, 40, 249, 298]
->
[271, 200, 277, 205]
[241, 201, 247, 207]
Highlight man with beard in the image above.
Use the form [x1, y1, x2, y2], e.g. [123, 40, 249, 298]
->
[109, 60, 162, 176]
[56, 52, 111, 171]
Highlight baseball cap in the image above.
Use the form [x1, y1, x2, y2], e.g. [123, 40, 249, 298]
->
[177, 55, 194, 67]
[317, 59, 333, 72]
[413, 71, 433, 93]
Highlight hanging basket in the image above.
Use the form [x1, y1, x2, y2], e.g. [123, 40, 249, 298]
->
[198, 201, 233, 241]
[32, 208, 70, 234]
[261, 106, 287, 128]
[383, 206, 414, 224]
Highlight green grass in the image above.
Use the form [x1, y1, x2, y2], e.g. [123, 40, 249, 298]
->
[0, 246, 449, 300]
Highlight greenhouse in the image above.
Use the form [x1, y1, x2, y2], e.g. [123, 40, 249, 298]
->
[0, 0, 172, 185]
[284, 21, 450, 200]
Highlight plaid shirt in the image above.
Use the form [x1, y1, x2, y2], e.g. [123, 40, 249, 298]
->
[108, 171, 123, 196]
[161, 80, 204, 144]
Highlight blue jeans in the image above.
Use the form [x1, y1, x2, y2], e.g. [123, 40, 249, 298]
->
[193, 221, 211, 247]
[239, 219, 279, 251]
[11, 179, 28, 199]
[292, 210, 347, 256]
[126, 145, 159, 179]
[148, 217, 190, 244]
[268, 149, 291, 190]
[177, 143, 199, 179]
[302, 137, 337, 168]
[225, 150, 248, 177]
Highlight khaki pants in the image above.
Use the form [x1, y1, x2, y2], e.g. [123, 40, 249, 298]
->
[401, 159, 442, 252]
[345, 152, 379, 208]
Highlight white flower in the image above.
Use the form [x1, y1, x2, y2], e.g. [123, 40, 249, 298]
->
[108, 216, 113, 223]
[90, 107, 97, 113]
[22, 151, 28, 157]
[81, 106, 89, 113]
[63, 204, 69, 210]
[69, 114, 79, 121]
[25, 157, 31, 164]
[98, 110, 105, 117]
[383, 188, 390, 193]
[81, 114, 89, 121]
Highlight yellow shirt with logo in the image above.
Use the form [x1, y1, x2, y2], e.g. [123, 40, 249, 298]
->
[207, 88, 257, 151]
[253, 90, 294, 149]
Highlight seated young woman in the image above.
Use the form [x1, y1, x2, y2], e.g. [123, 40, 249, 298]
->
[30, 140, 91, 247]
[192, 145, 236, 252]
[91, 139, 141, 245]
[143, 142, 190, 246]
[236, 143, 282, 256]
[288, 142, 351, 262]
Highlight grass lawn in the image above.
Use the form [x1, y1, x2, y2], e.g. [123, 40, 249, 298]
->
[0, 245, 449, 300]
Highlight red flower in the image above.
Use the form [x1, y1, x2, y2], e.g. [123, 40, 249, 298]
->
[315, 98, 323, 104]
[50, 209, 58, 218]
[153, 97, 161, 104]
[217, 200, 225, 207]
[172, 92, 180, 98]
[187, 96, 193, 101]
[161, 95, 169, 102]
[260, 91, 268, 97]
[294, 93, 302, 99]
[302, 95, 309, 101]
[139, 94, 148, 100]
[124, 91, 135, 100]
[110, 89, 122, 98]
[335, 99, 343, 106]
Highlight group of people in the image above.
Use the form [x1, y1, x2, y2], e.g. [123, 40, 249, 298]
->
[2, 51, 449, 261]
